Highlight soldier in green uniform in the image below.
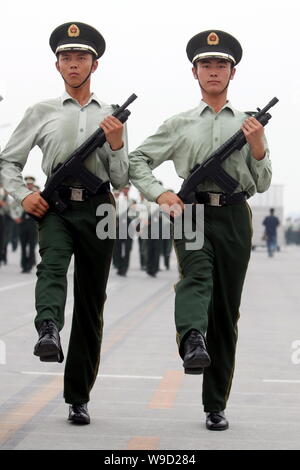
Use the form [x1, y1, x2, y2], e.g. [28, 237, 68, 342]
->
[145, 201, 161, 277]
[114, 184, 134, 276]
[129, 30, 272, 430]
[0, 181, 6, 266]
[112, 188, 121, 269]
[18, 177, 38, 273]
[0, 22, 128, 424]
[0, 97, 6, 266]
[160, 189, 174, 271]
[136, 191, 149, 270]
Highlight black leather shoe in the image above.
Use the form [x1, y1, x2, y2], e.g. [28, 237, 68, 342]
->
[33, 320, 64, 363]
[206, 411, 229, 431]
[182, 329, 211, 374]
[68, 403, 90, 425]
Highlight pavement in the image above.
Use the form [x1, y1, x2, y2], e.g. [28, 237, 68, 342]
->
[0, 241, 300, 450]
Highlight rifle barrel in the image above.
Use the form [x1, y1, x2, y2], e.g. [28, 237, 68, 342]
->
[255, 97, 278, 118]
[113, 94, 138, 117]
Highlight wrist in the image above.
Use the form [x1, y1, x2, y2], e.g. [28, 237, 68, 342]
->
[251, 149, 265, 160]
[110, 141, 124, 151]
[250, 141, 265, 160]
[156, 191, 168, 204]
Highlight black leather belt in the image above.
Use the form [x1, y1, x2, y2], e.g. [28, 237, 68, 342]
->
[195, 191, 248, 206]
[58, 182, 110, 201]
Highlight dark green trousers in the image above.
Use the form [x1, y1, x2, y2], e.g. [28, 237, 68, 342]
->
[35, 193, 115, 404]
[174, 202, 252, 412]
[19, 218, 38, 272]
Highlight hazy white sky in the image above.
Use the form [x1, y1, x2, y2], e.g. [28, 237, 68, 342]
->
[0, 0, 299, 215]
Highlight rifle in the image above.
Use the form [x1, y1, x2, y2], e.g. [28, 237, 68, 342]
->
[34, 93, 137, 218]
[177, 97, 279, 204]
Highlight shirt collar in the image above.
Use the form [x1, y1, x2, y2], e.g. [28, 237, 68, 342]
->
[61, 91, 102, 107]
[198, 100, 237, 116]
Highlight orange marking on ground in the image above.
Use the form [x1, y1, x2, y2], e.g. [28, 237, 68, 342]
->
[148, 370, 183, 409]
[0, 375, 63, 444]
[127, 436, 160, 450]
[0, 288, 172, 445]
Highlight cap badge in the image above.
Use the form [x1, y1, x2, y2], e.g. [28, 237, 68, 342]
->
[207, 32, 219, 46]
[68, 24, 80, 38]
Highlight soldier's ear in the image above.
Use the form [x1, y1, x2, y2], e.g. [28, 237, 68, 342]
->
[230, 67, 236, 80]
[192, 66, 198, 79]
[91, 60, 99, 73]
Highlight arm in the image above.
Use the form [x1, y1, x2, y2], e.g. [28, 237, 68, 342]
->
[246, 135, 272, 193]
[0, 107, 49, 217]
[129, 120, 173, 202]
[129, 120, 184, 215]
[242, 117, 266, 161]
[101, 119, 129, 189]
[242, 117, 272, 193]
[0, 107, 38, 204]
[99, 95, 137, 190]
[129, 120, 177, 202]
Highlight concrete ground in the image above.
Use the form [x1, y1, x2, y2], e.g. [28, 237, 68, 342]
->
[0, 240, 300, 450]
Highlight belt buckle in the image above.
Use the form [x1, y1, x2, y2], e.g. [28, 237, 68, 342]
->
[70, 188, 84, 201]
[208, 192, 221, 207]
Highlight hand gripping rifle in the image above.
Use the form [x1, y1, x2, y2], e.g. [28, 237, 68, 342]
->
[34, 93, 137, 219]
[177, 97, 279, 204]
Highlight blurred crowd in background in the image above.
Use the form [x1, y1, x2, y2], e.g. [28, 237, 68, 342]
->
[1, 177, 300, 275]
[0, 180, 174, 277]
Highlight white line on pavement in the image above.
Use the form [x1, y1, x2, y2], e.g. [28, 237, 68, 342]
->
[0, 278, 118, 295]
[21, 371, 163, 379]
[263, 379, 300, 383]
[100, 374, 163, 380]
[0, 280, 35, 293]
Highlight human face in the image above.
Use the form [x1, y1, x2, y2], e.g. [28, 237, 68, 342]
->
[192, 59, 235, 96]
[56, 51, 98, 88]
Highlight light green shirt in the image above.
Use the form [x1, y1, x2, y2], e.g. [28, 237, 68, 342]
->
[0, 92, 129, 204]
[129, 100, 272, 202]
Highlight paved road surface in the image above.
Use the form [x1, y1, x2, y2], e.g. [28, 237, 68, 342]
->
[0, 241, 299, 450]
